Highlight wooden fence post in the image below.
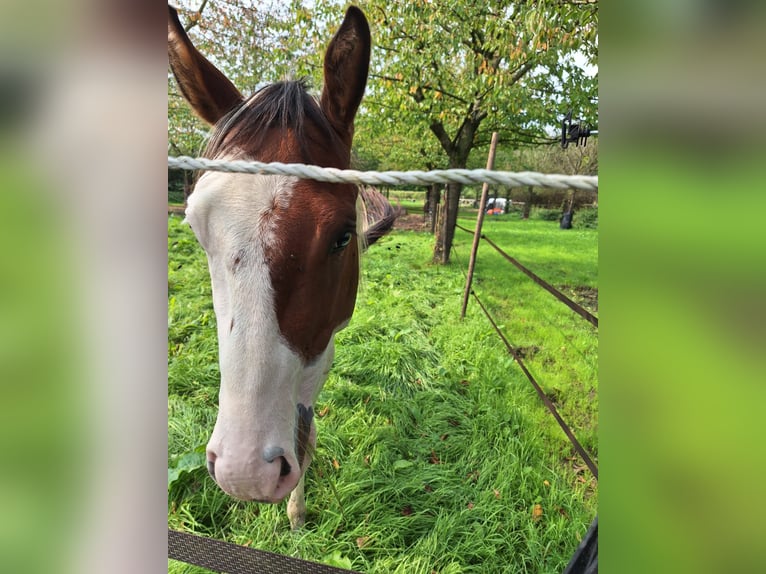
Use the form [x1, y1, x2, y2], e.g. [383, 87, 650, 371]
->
[460, 132, 499, 319]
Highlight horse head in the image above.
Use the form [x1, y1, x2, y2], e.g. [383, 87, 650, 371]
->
[168, 4, 371, 516]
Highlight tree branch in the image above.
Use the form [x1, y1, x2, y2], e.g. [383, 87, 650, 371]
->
[369, 74, 471, 106]
[168, 140, 184, 155]
[184, 0, 210, 33]
[509, 59, 536, 86]
[430, 121, 454, 153]
[423, 84, 469, 106]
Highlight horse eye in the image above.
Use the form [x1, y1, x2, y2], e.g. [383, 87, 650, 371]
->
[331, 231, 354, 254]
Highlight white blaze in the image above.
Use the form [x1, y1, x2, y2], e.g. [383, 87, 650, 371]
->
[184, 171, 333, 502]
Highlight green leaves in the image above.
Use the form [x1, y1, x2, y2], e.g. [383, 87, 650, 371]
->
[321, 551, 353, 569]
[168, 445, 207, 489]
[356, 0, 597, 158]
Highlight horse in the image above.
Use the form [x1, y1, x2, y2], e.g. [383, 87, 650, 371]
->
[168, 5, 389, 529]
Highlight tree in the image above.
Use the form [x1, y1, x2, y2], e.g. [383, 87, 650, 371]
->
[354, 0, 598, 262]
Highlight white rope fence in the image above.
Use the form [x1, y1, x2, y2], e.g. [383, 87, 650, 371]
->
[168, 156, 598, 191]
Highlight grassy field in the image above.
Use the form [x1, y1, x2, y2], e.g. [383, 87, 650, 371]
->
[168, 213, 598, 573]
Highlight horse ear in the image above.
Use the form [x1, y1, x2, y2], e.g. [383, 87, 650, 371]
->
[320, 6, 371, 146]
[168, 4, 243, 125]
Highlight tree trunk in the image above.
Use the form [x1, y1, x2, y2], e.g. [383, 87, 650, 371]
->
[432, 181, 463, 264]
[429, 113, 483, 264]
[522, 186, 533, 219]
[427, 184, 441, 234]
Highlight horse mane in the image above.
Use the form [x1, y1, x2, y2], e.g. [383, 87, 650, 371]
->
[201, 80, 400, 243]
[358, 187, 402, 247]
[204, 79, 346, 162]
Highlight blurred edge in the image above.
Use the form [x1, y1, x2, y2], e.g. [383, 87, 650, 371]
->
[2, 1, 766, 573]
[601, 1, 766, 573]
[0, 1, 167, 573]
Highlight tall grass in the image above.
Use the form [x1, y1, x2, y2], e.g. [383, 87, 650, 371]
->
[168, 214, 597, 573]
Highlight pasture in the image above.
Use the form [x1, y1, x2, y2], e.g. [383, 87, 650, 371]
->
[168, 211, 598, 573]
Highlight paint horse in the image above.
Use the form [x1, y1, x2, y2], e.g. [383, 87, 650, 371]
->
[168, 5, 390, 529]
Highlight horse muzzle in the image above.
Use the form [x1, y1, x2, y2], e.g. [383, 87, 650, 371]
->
[205, 403, 315, 503]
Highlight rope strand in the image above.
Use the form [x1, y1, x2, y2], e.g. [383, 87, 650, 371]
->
[168, 156, 598, 191]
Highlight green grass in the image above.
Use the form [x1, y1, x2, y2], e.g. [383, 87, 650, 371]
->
[395, 199, 423, 213]
[168, 214, 597, 574]
[388, 190, 426, 202]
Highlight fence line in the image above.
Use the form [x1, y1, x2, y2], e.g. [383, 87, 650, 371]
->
[451, 244, 598, 480]
[469, 289, 599, 480]
[167, 156, 598, 191]
[455, 224, 598, 328]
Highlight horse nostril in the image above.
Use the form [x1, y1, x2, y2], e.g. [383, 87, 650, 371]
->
[262, 446, 285, 463]
[279, 457, 291, 477]
[207, 459, 216, 481]
[263, 447, 291, 477]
